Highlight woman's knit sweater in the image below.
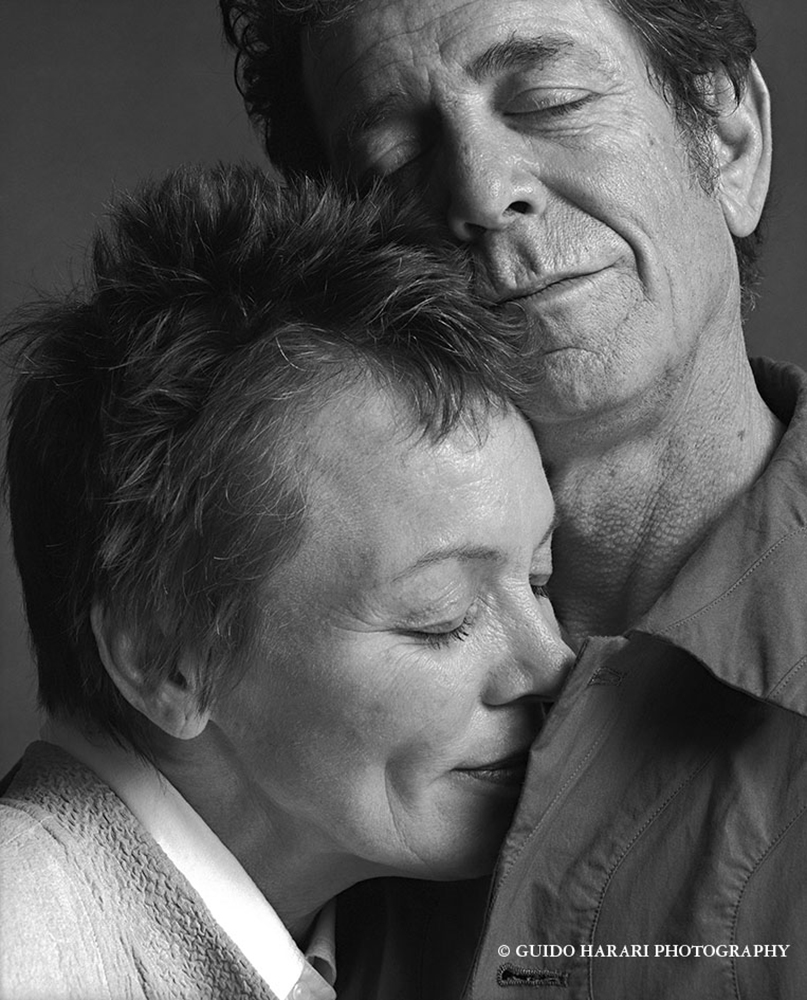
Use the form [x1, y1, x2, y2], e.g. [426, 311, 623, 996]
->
[0, 741, 278, 1000]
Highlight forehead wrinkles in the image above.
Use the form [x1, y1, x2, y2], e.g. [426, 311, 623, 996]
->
[305, 0, 647, 139]
[304, 0, 509, 97]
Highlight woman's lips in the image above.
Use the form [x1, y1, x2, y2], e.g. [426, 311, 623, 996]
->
[454, 751, 531, 786]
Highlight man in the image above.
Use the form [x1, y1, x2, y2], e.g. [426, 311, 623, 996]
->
[221, 1, 807, 996]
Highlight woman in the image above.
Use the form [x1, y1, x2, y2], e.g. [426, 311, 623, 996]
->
[0, 166, 572, 999]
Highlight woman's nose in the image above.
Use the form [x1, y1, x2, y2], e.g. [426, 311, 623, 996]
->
[440, 128, 546, 243]
[483, 611, 576, 706]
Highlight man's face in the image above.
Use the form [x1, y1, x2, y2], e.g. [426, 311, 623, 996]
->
[212, 387, 572, 882]
[303, 0, 741, 426]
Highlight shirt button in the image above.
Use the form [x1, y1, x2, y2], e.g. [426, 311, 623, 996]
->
[290, 984, 305, 1000]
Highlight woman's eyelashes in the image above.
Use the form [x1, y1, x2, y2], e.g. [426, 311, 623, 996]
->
[405, 608, 476, 649]
[401, 563, 554, 646]
[421, 616, 473, 648]
[404, 575, 552, 649]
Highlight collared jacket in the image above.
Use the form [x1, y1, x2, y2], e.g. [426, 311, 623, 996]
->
[338, 359, 807, 1000]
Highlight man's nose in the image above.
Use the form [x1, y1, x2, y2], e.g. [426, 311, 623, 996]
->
[440, 129, 545, 243]
[483, 611, 576, 706]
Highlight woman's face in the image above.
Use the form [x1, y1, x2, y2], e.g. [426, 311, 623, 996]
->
[213, 386, 573, 882]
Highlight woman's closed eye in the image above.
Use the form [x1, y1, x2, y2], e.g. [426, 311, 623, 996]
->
[403, 604, 478, 649]
[418, 616, 473, 648]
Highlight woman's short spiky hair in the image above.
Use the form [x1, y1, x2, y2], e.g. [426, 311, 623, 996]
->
[219, 0, 764, 303]
[3, 164, 530, 754]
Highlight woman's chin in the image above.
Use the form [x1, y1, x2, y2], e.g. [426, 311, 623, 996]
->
[402, 782, 522, 882]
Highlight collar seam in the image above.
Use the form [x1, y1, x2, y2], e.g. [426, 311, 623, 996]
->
[648, 525, 807, 637]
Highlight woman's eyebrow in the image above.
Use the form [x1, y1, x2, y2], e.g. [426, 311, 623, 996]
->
[392, 510, 561, 585]
[391, 544, 502, 583]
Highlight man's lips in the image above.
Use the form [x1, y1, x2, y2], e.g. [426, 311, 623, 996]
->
[494, 269, 602, 304]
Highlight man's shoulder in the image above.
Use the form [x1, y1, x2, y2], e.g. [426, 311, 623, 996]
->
[750, 355, 807, 425]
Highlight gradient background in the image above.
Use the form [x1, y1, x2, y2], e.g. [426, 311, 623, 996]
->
[1, 1, 805, 773]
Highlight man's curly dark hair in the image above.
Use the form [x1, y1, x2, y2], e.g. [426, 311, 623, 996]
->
[219, 0, 765, 303]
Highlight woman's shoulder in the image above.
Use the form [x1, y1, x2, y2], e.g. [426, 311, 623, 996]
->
[1, 741, 119, 848]
[0, 741, 142, 970]
[0, 779, 118, 1000]
[0, 742, 274, 1000]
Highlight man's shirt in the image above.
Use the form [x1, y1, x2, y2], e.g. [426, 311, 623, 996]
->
[462, 357, 807, 997]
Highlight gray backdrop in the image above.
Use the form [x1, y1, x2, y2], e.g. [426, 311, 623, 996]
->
[1, 1, 805, 772]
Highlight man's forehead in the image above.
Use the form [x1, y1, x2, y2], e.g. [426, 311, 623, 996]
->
[303, 0, 638, 113]
[303, 0, 627, 62]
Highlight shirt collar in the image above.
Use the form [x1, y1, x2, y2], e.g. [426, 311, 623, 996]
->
[633, 358, 807, 717]
[305, 900, 337, 987]
[41, 717, 337, 1000]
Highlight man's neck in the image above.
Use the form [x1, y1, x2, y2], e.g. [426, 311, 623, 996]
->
[537, 355, 785, 641]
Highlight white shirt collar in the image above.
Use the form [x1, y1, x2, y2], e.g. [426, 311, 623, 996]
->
[41, 718, 336, 1000]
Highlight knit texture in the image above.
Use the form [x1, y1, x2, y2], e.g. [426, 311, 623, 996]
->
[0, 741, 278, 1000]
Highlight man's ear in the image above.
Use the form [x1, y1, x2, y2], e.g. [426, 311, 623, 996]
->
[90, 602, 210, 740]
[712, 60, 772, 238]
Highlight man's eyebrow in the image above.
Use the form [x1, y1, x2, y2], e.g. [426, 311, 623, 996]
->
[331, 35, 576, 157]
[466, 34, 575, 83]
